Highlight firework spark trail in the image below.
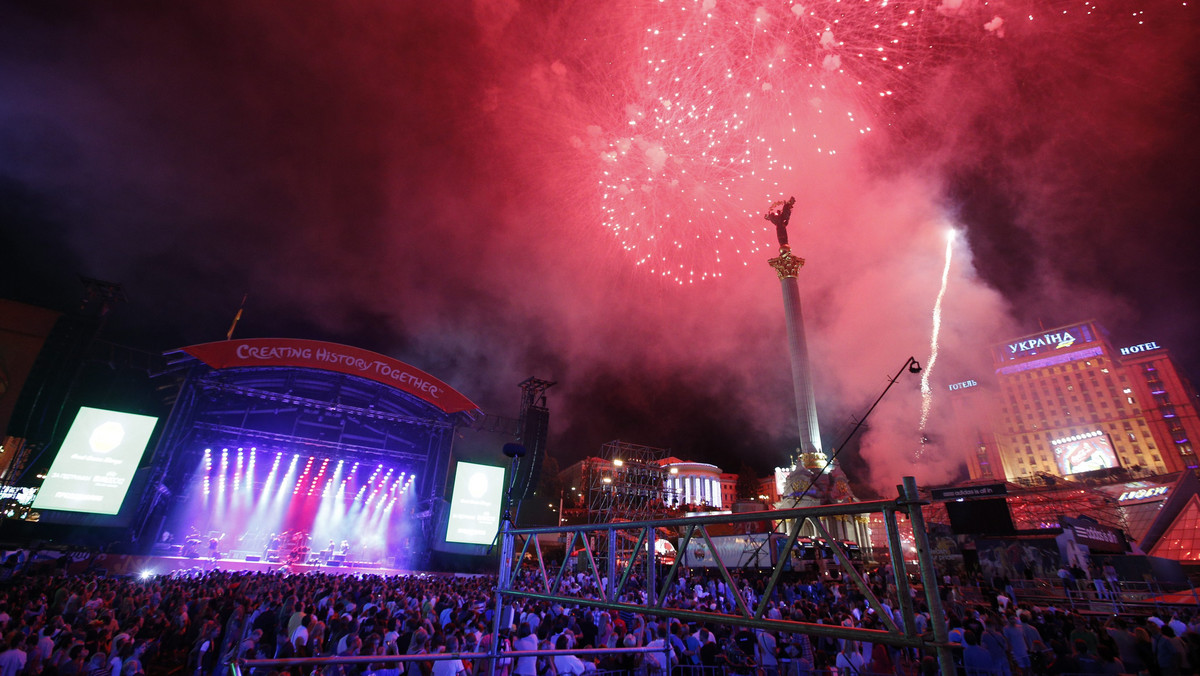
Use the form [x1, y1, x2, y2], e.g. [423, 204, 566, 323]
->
[496, 0, 1170, 284]
[575, 0, 949, 284]
[917, 232, 953, 459]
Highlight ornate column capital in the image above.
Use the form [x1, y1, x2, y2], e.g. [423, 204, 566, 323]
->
[768, 245, 805, 279]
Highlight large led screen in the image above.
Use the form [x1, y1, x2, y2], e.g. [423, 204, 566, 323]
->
[32, 407, 158, 515]
[444, 462, 505, 546]
[1053, 433, 1119, 476]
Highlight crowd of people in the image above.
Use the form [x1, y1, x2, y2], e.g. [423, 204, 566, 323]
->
[0, 555, 1193, 676]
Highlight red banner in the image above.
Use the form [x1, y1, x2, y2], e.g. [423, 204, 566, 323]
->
[180, 339, 478, 414]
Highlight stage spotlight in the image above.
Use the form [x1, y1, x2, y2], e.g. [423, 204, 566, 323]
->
[139, 570, 154, 580]
[502, 443, 526, 458]
[908, 360, 922, 374]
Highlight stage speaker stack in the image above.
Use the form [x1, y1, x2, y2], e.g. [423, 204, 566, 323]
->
[245, 554, 262, 562]
[266, 550, 281, 563]
[515, 404, 550, 500]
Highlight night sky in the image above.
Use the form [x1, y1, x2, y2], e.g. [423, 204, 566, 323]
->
[2, 0, 1197, 494]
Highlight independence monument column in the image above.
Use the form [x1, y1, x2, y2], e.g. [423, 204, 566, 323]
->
[765, 198, 826, 466]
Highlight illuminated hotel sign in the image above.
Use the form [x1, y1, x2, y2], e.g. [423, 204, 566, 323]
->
[999, 323, 1096, 361]
[948, 380, 978, 391]
[1119, 342, 1161, 356]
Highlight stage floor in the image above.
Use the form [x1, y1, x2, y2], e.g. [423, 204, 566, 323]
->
[89, 553, 422, 578]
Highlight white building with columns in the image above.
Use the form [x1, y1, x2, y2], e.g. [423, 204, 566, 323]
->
[661, 457, 726, 509]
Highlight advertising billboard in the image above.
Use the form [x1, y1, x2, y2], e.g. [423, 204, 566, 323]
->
[1051, 431, 1119, 476]
[444, 462, 505, 546]
[31, 407, 158, 515]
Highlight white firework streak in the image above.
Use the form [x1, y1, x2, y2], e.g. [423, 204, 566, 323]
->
[917, 236, 953, 459]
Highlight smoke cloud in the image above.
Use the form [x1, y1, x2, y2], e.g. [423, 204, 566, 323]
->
[1, 0, 1196, 495]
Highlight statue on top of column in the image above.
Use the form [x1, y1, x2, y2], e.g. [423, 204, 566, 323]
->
[765, 197, 797, 248]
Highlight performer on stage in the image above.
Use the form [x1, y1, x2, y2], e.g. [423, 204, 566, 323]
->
[208, 533, 224, 560]
[266, 532, 281, 559]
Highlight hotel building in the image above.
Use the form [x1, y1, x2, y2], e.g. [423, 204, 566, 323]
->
[984, 320, 1199, 481]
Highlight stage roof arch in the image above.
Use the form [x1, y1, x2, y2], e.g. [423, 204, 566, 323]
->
[178, 338, 478, 414]
[151, 338, 480, 492]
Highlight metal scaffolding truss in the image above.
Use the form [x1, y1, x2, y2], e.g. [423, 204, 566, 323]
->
[921, 477, 1126, 533]
[196, 378, 457, 430]
[586, 441, 672, 524]
[494, 477, 957, 676]
[1006, 480, 1126, 531]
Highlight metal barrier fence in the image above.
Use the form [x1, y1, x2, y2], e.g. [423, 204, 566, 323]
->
[232, 646, 671, 676]
[987, 577, 1200, 615]
[492, 477, 957, 676]
[234, 656, 923, 676]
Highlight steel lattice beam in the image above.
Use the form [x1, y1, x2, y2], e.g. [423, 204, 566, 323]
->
[491, 477, 957, 676]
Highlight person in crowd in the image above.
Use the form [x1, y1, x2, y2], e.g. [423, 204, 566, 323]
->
[551, 634, 595, 675]
[643, 623, 675, 676]
[962, 630, 995, 676]
[511, 623, 538, 676]
[0, 634, 25, 676]
[1043, 639, 1079, 676]
[1156, 624, 1187, 676]
[407, 629, 433, 676]
[366, 641, 404, 676]
[430, 634, 467, 676]
[835, 639, 865, 675]
[1133, 625, 1158, 676]
[1002, 613, 1031, 675]
[1104, 616, 1142, 673]
[719, 632, 759, 676]
[755, 627, 780, 676]
[1095, 644, 1124, 676]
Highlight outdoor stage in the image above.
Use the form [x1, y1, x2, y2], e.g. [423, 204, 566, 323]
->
[135, 338, 484, 572]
